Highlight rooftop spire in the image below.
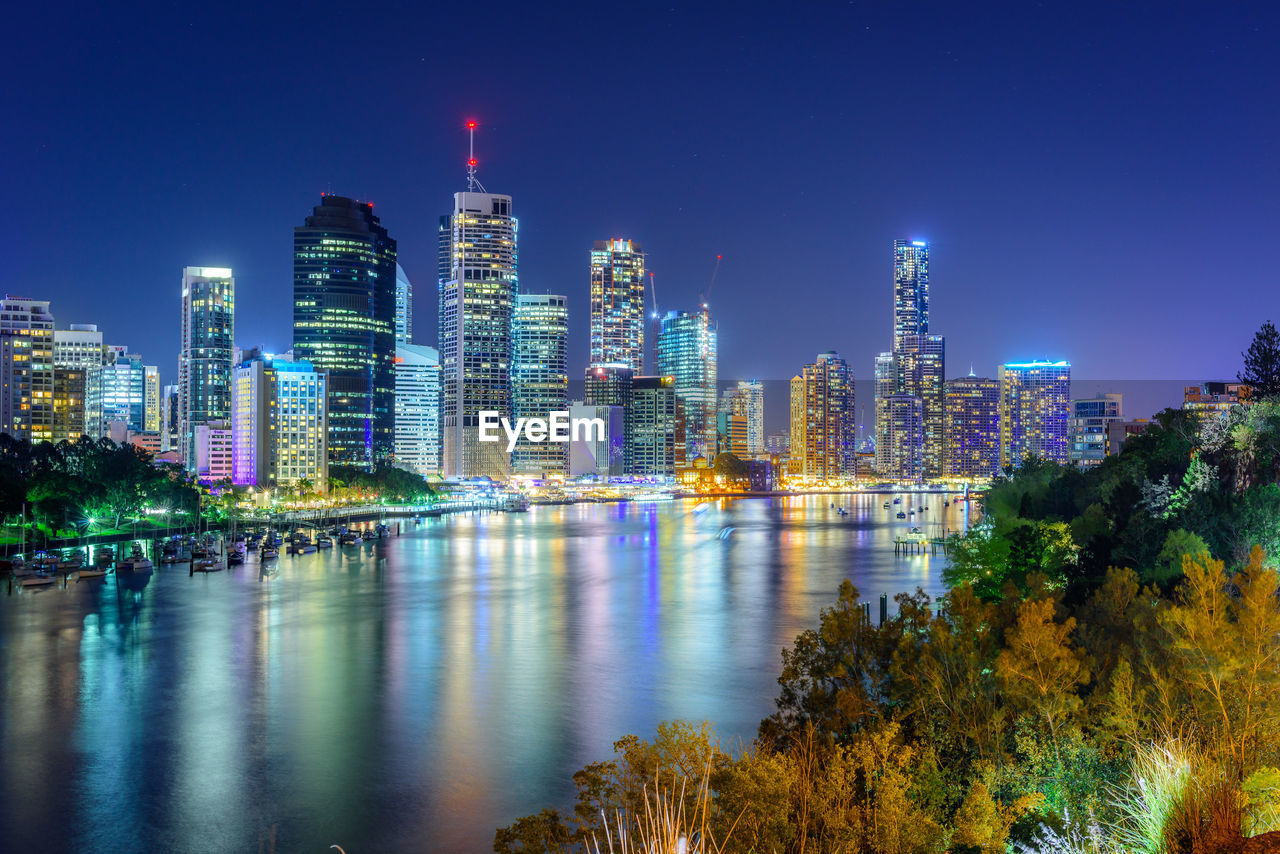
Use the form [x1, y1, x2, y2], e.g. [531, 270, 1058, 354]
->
[465, 119, 486, 192]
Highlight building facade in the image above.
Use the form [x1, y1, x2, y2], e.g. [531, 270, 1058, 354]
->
[944, 375, 1001, 480]
[1183, 382, 1249, 419]
[998, 361, 1072, 466]
[194, 421, 233, 482]
[512, 293, 569, 476]
[1069, 393, 1123, 468]
[629, 376, 682, 476]
[395, 262, 413, 345]
[800, 351, 855, 482]
[393, 343, 441, 478]
[438, 190, 518, 479]
[293, 197, 396, 469]
[873, 351, 895, 474]
[656, 307, 717, 464]
[179, 266, 235, 469]
[589, 239, 646, 372]
[231, 353, 328, 490]
[893, 240, 929, 351]
[788, 374, 806, 476]
[884, 394, 925, 483]
[895, 334, 945, 478]
[0, 296, 55, 443]
[720, 380, 765, 458]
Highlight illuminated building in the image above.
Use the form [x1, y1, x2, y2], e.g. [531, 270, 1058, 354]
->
[884, 394, 924, 482]
[1069, 393, 1123, 468]
[144, 365, 159, 433]
[893, 240, 929, 351]
[716, 411, 749, 457]
[589, 239, 646, 372]
[394, 344, 441, 478]
[568, 401, 625, 477]
[630, 376, 683, 476]
[788, 374, 806, 476]
[585, 364, 633, 408]
[161, 384, 180, 453]
[194, 420, 233, 482]
[293, 197, 396, 470]
[1107, 419, 1150, 456]
[720, 380, 764, 458]
[101, 352, 155, 434]
[438, 188, 517, 479]
[0, 296, 54, 443]
[1183, 381, 1249, 418]
[395, 262, 413, 345]
[944, 375, 1000, 480]
[127, 431, 163, 456]
[180, 266, 235, 469]
[998, 361, 1071, 466]
[513, 293, 568, 475]
[799, 351, 855, 482]
[656, 307, 717, 463]
[53, 324, 105, 437]
[895, 334, 945, 477]
[51, 367, 86, 443]
[231, 351, 328, 490]
[873, 351, 895, 474]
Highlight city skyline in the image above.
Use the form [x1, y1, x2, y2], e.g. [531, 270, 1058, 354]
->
[9, 4, 1277, 388]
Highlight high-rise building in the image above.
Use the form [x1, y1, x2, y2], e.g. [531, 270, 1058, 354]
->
[884, 394, 924, 483]
[720, 380, 764, 458]
[873, 351, 895, 474]
[895, 334, 945, 478]
[716, 411, 749, 457]
[799, 351, 855, 482]
[944, 375, 1001, 480]
[893, 240, 929, 351]
[101, 352, 151, 434]
[231, 352, 328, 490]
[438, 190, 518, 479]
[999, 361, 1071, 466]
[589, 239, 646, 372]
[585, 364, 634, 408]
[568, 402, 625, 477]
[629, 376, 682, 476]
[51, 367, 87, 443]
[1069, 393, 1123, 468]
[788, 374, 806, 476]
[180, 266, 235, 469]
[513, 293, 569, 476]
[656, 307, 717, 464]
[161, 384, 180, 453]
[144, 365, 160, 433]
[0, 296, 55, 443]
[293, 197, 396, 470]
[1183, 382, 1249, 419]
[395, 262, 413, 345]
[53, 324, 105, 438]
[394, 344, 441, 478]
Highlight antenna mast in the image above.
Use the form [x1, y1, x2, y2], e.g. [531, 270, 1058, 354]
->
[465, 120, 486, 192]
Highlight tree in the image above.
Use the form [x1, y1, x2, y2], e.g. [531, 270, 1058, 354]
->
[1240, 320, 1280, 400]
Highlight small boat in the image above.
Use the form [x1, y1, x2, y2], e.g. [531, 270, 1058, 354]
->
[918, 506, 926, 512]
[892, 498, 901, 505]
[78, 567, 111, 579]
[161, 552, 188, 564]
[193, 558, 223, 573]
[908, 510, 915, 516]
[116, 557, 154, 572]
[943, 501, 950, 508]
[316, 537, 333, 549]
[21, 573, 57, 588]
[288, 543, 317, 555]
[339, 533, 361, 546]
[909, 527, 923, 535]
[227, 551, 244, 566]
[57, 553, 86, 573]
[883, 501, 890, 509]
[260, 547, 279, 560]
[896, 511, 907, 519]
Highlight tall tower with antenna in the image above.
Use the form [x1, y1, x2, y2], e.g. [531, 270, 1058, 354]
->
[438, 119, 518, 478]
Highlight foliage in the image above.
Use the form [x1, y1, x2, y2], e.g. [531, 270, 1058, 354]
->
[1239, 319, 1280, 399]
[329, 464, 437, 503]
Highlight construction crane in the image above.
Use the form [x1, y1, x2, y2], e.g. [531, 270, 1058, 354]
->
[699, 254, 723, 307]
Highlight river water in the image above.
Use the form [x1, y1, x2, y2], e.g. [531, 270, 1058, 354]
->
[0, 493, 970, 852]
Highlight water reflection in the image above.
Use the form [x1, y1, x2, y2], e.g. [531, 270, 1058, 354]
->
[0, 494, 967, 852]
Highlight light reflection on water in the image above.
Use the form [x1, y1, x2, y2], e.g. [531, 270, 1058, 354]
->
[0, 494, 970, 852]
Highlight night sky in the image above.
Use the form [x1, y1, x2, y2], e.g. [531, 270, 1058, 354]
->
[6, 2, 1278, 388]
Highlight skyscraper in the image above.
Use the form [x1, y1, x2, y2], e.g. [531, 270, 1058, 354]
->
[799, 351, 855, 482]
[144, 365, 160, 433]
[629, 376, 682, 476]
[101, 352, 151, 434]
[0, 296, 55, 443]
[720, 380, 765, 459]
[656, 307, 717, 464]
[789, 373, 807, 476]
[53, 324, 105, 438]
[999, 361, 1072, 466]
[884, 394, 924, 483]
[395, 262, 413, 345]
[944, 375, 1001, 480]
[393, 344, 440, 479]
[589, 239, 646, 372]
[438, 190, 518, 479]
[51, 366, 86, 444]
[873, 351, 895, 474]
[161, 384, 180, 453]
[231, 351, 328, 490]
[293, 197, 396, 470]
[513, 293, 568, 476]
[895, 334, 945, 477]
[179, 266, 235, 469]
[893, 240, 929, 351]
